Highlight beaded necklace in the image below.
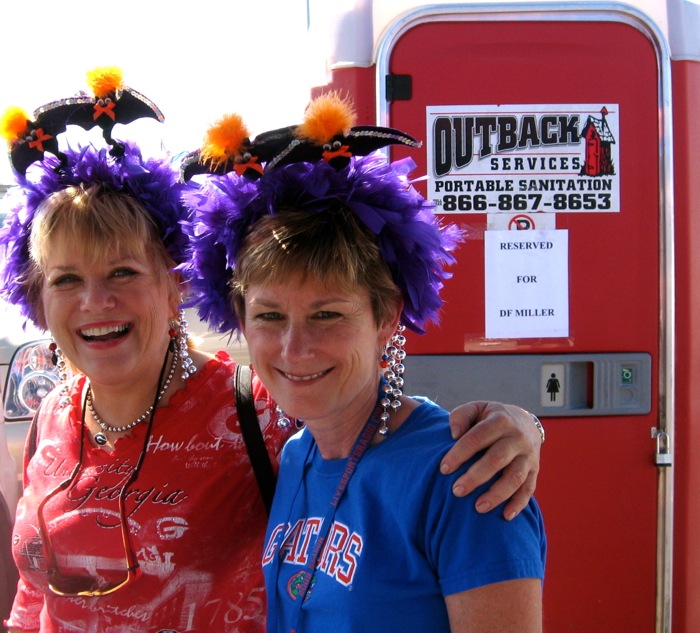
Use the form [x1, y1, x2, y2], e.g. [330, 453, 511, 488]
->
[86, 349, 178, 445]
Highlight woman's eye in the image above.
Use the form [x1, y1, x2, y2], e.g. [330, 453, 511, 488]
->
[256, 312, 283, 322]
[315, 311, 340, 320]
[112, 268, 137, 279]
[52, 274, 80, 287]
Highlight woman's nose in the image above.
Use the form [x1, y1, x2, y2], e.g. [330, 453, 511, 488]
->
[280, 323, 315, 361]
[80, 279, 116, 311]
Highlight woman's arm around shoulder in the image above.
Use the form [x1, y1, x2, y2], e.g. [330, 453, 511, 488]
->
[443, 402, 543, 520]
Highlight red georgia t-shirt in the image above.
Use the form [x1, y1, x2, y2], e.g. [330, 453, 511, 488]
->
[7, 351, 290, 633]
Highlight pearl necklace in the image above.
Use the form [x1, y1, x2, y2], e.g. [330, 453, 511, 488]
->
[87, 349, 178, 440]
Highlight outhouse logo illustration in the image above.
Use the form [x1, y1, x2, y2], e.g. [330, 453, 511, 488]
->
[426, 104, 620, 214]
[580, 106, 616, 177]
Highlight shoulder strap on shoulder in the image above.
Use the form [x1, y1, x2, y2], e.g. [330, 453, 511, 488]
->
[235, 364, 277, 514]
[27, 403, 42, 461]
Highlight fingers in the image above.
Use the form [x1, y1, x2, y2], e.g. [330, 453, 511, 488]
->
[499, 471, 539, 520]
[441, 404, 517, 475]
[448, 435, 523, 497]
[442, 401, 542, 519]
[446, 401, 485, 440]
[471, 459, 538, 520]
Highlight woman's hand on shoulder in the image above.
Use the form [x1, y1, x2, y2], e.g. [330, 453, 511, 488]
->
[440, 402, 542, 520]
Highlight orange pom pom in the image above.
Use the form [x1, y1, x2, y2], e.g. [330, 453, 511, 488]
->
[0, 106, 30, 143]
[86, 66, 125, 98]
[201, 113, 251, 168]
[296, 92, 356, 145]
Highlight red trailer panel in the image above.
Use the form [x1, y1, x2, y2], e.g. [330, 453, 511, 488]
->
[310, 2, 698, 631]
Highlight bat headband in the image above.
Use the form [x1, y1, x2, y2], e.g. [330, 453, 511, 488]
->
[180, 92, 422, 182]
[0, 67, 188, 326]
[2, 66, 164, 175]
[182, 93, 463, 335]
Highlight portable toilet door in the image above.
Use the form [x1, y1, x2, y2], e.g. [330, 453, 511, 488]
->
[305, 0, 700, 631]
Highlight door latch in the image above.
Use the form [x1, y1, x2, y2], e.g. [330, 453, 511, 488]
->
[651, 427, 672, 467]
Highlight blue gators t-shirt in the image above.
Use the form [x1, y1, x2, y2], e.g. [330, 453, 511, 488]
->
[262, 398, 546, 633]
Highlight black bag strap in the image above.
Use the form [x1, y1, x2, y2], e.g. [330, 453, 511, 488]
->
[235, 364, 277, 514]
[27, 403, 42, 462]
[27, 371, 278, 513]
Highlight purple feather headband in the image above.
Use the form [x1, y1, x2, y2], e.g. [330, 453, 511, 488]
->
[183, 153, 463, 335]
[0, 143, 189, 326]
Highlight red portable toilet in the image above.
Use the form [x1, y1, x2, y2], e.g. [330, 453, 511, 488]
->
[307, 1, 700, 631]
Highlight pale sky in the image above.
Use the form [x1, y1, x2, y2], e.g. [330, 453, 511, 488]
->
[0, 0, 321, 184]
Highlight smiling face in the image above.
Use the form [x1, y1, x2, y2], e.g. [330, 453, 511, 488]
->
[40, 237, 177, 388]
[243, 273, 399, 442]
[29, 185, 181, 389]
[233, 207, 403, 450]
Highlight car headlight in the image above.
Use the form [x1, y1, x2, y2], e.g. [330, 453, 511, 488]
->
[3, 340, 71, 420]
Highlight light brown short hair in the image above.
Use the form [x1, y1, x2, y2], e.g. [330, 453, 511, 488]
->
[232, 206, 402, 327]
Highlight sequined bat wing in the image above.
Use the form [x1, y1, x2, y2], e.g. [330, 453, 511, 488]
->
[259, 125, 325, 170]
[265, 126, 422, 171]
[346, 126, 422, 154]
[32, 95, 95, 134]
[180, 150, 222, 181]
[251, 125, 308, 166]
[107, 87, 164, 125]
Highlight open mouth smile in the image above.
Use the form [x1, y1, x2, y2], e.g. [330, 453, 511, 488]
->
[80, 324, 131, 342]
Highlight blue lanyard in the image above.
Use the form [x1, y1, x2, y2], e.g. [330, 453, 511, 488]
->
[269, 389, 384, 633]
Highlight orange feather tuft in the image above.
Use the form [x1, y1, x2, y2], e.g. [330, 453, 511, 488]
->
[86, 66, 125, 98]
[296, 92, 356, 144]
[201, 113, 251, 167]
[0, 106, 30, 142]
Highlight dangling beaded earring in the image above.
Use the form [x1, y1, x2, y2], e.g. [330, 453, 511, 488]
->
[169, 309, 197, 381]
[379, 324, 407, 436]
[275, 405, 304, 430]
[275, 405, 292, 430]
[48, 341, 71, 408]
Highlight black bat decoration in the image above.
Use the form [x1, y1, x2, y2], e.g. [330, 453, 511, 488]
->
[9, 98, 93, 175]
[265, 125, 422, 171]
[65, 87, 164, 150]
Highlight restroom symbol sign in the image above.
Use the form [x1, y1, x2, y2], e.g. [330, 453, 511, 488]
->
[541, 363, 566, 408]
